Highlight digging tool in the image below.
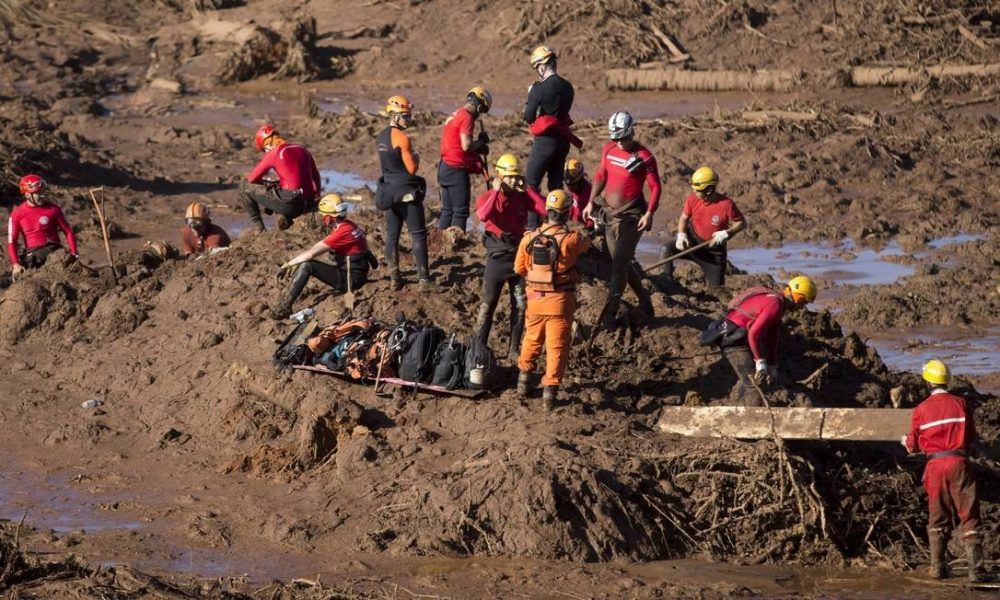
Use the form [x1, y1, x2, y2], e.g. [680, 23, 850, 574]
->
[344, 258, 355, 311]
[89, 187, 119, 284]
[477, 117, 491, 188]
[640, 239, 713, 274]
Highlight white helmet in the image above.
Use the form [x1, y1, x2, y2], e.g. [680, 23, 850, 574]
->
[608, 111, 634, 140]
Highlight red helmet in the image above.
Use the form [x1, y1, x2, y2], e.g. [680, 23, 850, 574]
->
[254, 124, 278, 152]
[19, 174, 46, 196]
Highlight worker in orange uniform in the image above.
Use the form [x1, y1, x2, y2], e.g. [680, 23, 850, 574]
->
[903, 360, 989, 583]
[438, 86, 492, 231]
[515, 190, 590, 410]
[375, 95, 430, 289]
[180, 202, 231, 257]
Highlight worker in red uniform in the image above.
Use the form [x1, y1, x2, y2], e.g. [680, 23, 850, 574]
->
[272, 194, 376, 319]
[474, 154, 547, 361]
[515, 190, 590, 410]
[903, 359, 988, 583]
[523, 46, 580, 203]
[660, 166, 746, 287]
[240, 124, 321, 232]
[375, 95, 430, 289]
[582, 111, 659, 327]
[715, 276, 816, 405]
[563, 158, 592, 227]
[180, 202, 231, 257]
[438, 86, 492, 231]
[7, 174, 78, 280]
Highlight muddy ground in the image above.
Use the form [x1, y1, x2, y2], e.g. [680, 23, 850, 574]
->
[1, 0, 999, 597]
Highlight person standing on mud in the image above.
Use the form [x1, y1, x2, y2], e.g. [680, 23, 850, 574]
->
[712, 276, 816, 405]
[903, 360, 989, 583]
[240, 124, 321, 233]
[180, 202, 230, 257]
[7, 174, 78, 280]
[582, 111, 659, 328]
[523, 46, 579, 204]
[375, 95, 431, 289]
[272, 194, 376, 319]
[563, 158, 593, 227]
[437, 86, 492, 231]
[515, 190, 590, 410]
[659, 166, 746, 287]
[474, 154, 547, 361]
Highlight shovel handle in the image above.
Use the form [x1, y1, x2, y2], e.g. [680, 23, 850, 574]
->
[641, 239, 713, 273]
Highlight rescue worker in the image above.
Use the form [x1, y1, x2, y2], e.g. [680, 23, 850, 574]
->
[7, 174, 78, 280]
[563, 158, 592, 226]
[180, 202, 231, 257]
[375, 95, 431, 289]
[903, 360, 988, 583]
[438, 86, 492, 231]
[240, 124, 321, 232]
[660, 166, 746, 287]
[474, 154, 547, 361]
[515, 190, 590, 410]
[523, 46, 579, 198]
[272, 194, 376, 319]
[582, 111, 660, 328]
[718, 276, 816, 405]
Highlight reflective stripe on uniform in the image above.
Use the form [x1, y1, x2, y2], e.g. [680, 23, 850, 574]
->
[918, 417, 966, 430]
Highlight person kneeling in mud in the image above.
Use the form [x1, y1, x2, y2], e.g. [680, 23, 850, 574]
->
[711, 276, 816, 406]
[240, 124, 321, 233]
[8, 174, 78, 281]
[272, 194, 376, 319]
[180, 202, 230, 257]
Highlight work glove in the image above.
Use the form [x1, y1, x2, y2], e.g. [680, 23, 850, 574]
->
[11, 264, 25, 281]
[477, 131, 490, 144]
[710, 230, 730, 247]
[899, 434, 909, 450]
[469, 139, 490, 155]
[675, 232, 690, 250]
[767, 364, 779, 385]
[753, 359, 769, 385]
[275, 262, 295, 283]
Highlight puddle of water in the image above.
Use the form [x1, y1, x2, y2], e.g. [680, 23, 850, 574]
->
[868, 328, 1000, 380]
[0, 471, 142, 534]
[927, 232, 986, 249]
[726, 240, 913, 286]
[320, 169, 374, 193]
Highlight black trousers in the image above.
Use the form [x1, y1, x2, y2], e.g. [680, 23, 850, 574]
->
[287, 258, 369, 304]
[437, 162, 472, 230]
[525, 134, 570, 193]
[720, 345, 761, 407]
[239, 180, 309, 229]
[661, 228, 727, 286]
[19, 242, 60, 269]
[384, 201, 429, 273]
[477, 249, 526, 355]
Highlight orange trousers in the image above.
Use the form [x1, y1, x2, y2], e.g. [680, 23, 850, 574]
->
[517, 313, 572, 386]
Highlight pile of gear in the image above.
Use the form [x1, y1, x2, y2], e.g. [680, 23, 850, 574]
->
[273, 317, 496, 391]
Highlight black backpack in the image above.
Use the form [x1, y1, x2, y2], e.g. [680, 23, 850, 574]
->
[398, 326, 445, 383]
[430, 334, 467, 389]
[463, 336, 496, 390]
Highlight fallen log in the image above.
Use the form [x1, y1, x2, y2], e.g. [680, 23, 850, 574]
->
[850, 63, 1000, 86]
[658, 406, 912, 441]
[741, 110, 819, 122]
[606, 68, 799, 92]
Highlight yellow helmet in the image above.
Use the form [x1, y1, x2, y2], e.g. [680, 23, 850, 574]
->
[545, 190, 572, 212]
[495, 154, 521, 177]
[922, 360, 950, 386]
[467, 86, 492, 113]
[318, 193, 348, 217]
[185, 202, 210, 221]
[564, 159, 584, 183]
[691, 166, 719, 191]
[530, 45, 556, 68]
[785, 275, 817, 304]
[385, 95, 413, 114]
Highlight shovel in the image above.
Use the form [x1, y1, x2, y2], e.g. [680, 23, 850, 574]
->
[343, 258, 355, 312]
[639, 239, 713, 274]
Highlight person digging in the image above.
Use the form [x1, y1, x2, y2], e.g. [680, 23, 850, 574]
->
[272, 194, 376, 319]
[515, 190, 590, 410]
[903, 360, 991, 583]
[7, 174, 78, 281]
[240, 123, 321, 233]
[180, 202, 230, 257]
[660, 166, 746, 288]
[437, 86, 492, 232]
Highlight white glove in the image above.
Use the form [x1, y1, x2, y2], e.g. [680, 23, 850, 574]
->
[675, 232, 690, 250]
[753, 359, 768, 385]
[900, 434, 909, 450]
[710, 230, 730, 247]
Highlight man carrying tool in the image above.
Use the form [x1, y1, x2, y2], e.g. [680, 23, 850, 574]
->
[582, 111, 659, 328]
[8, 174, 78, 280]
[438, 86, 492, 231]
[563, 158, 592, 227]
[523, 46, 579, 199]
[474, 154, 547, 361]
[180, 202, 231, 257]
[660, 166, 746, 287]
[375, 95, 431, 289]
[903, 360, 989, 583]
[272, 194, 376, 319]
[240, 124, 321, 233]
[515, 190, 590, 410]
[715, 276, 816, 405]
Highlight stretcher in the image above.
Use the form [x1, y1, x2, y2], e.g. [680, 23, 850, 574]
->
[292, 364, 487, 399]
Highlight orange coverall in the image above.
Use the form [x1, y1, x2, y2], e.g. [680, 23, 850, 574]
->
[514, 224, 590, 386]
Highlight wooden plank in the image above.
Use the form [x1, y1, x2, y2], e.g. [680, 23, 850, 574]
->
[292, 365, 486, 399]
[658, 407, 912, 441]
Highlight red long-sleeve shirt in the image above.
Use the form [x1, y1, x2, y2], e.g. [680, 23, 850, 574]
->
[180, 223, 231, 256]
[246, 143, 321, 199]
[475, 188, 546, 241]
[7, 201, 78, 265]
[592, 141, 661, 213]
[322, 219, 368, 256]
[905, 390, 977, 456]
[567, 179, 592, 225]
[726, 292, 785, 364]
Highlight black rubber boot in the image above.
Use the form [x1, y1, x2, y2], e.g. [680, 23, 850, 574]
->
[600, 294, 621, 330]
[516, 371, 531, 398]
[542, 386, 558, 411]
[967, 542, 987, 583]
[276, 215, 292, 230]
[508, 311, 525, 362]
[475, 302, 492, 345]
[417, 266, 433, 289]
[271, 297, 293, 320]
[721, 346, 759, 406]
[928, 530, 947, 579]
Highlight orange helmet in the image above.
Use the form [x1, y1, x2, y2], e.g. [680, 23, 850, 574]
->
[254, 124, 278, 152]
[19, 174, 46, 196]
[385, 95, 413, 114]
[185, 202, 210, 221]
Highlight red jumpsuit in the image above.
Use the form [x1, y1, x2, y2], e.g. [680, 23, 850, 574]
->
[904, 390, 981, 542]
[7, 201, 78, 265]
[246, 142, 321, 199]
[726, 291, 785, 365]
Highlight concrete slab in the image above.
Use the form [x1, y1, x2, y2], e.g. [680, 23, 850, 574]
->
[658, 407, 912, 441]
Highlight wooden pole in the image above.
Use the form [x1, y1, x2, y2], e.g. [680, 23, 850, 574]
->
[89, 187, 119, 284]
[641, 239, 713, 273]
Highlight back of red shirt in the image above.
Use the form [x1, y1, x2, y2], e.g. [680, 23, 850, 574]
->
[592, 141, 662, 212]
[568, 179, 592, 225]
[726, 292, 785, 363]
[7, 201, 78, 264]
[440, 108, 480, 172]
[906, 391, 976, 455]
[246, 143, 321, 199]
[181, 223, 231, 255]
[683, 193, 744, 241]
[475, 188, 547, 241]
[322, 219, 368, 256]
